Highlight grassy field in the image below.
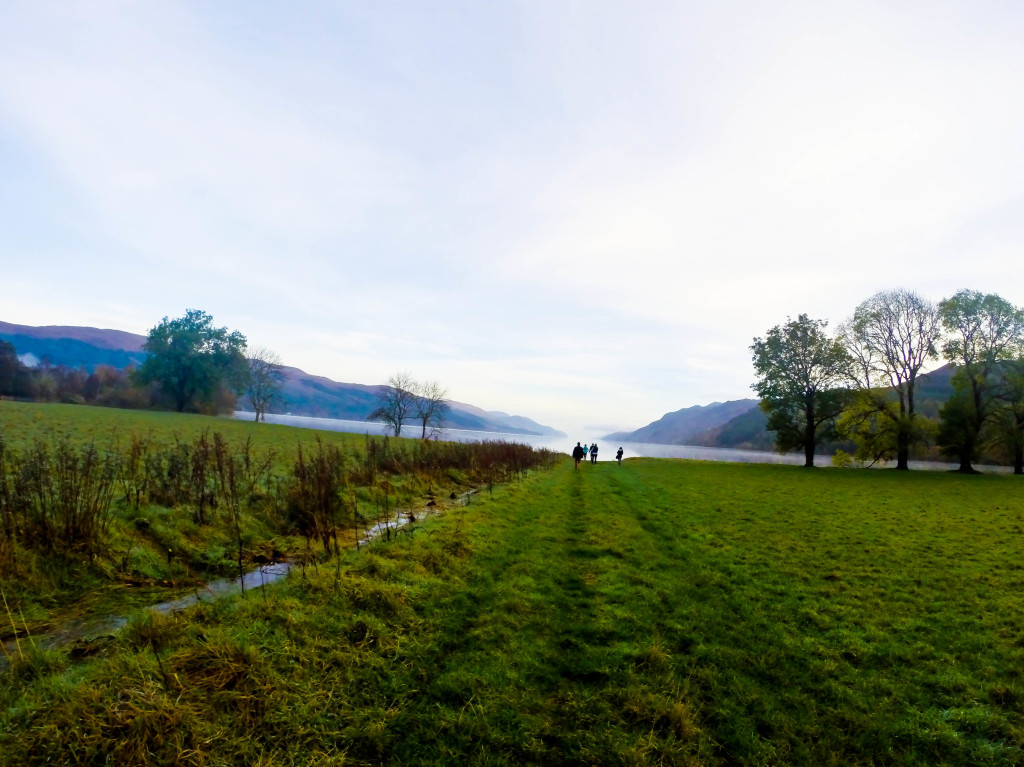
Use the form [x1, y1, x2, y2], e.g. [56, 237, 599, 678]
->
[2, 404, 1023, 765]
[0, 400, 373, 465]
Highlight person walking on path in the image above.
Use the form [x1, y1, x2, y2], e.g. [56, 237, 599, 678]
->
[590, 443, 599, 463]
[572, 442, 584, 469]
[582, 444, 589, 462]
[616, 447, 624, 465]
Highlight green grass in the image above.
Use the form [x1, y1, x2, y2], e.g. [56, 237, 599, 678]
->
[0, 401, 543, 630]
[0, 400, 373, 467]
[2, 406, 1023, 765]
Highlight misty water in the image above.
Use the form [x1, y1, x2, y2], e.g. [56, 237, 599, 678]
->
[234, 412, 1000, 472]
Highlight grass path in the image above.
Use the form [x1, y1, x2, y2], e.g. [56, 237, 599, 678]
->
[388, 460, 1024, 765]
[3, 457, 1023, 765]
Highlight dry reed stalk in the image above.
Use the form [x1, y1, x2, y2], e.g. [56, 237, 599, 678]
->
[0, 578, 23, 659]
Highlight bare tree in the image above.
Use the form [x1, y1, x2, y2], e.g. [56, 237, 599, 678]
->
[369, 372, 418, 437]
[246, 346, 285, 422]
[414, 380, 450, 439]
[842, 289, 941, 470]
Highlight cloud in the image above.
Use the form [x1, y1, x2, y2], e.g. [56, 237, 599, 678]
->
[2, 1, 1024, 433]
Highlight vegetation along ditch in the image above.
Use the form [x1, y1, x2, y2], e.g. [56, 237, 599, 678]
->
[0, 403, 553, 666]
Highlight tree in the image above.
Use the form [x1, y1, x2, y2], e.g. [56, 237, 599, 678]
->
[937, 290, 1024, 473]
[991, 356, 1024, 474]
[135, 309, 248, 413]
[413, 380, 450, 439]
[0, 341, 19, 396]
[246, 346, 286, 422]
[841, 289, 940, 470]
[751, 314, 852, 467]
[835, 389, 906, 466]
[368, 372, 418, 437]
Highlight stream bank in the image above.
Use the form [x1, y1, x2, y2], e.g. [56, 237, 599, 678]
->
[1, 488, 478, 672]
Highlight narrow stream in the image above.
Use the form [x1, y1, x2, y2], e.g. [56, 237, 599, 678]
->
[1, 489, 477, 671]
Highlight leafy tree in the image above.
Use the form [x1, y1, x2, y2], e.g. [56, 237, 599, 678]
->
[88, 365, 153, 409]
[413, 380, 450, 439]
[369, 372, 418, 437]
[0, 341, 19, 396]
[751, 314, 851, 467]
[937, 290, 1024, 473]
[991, 356, 1024, 474]
[841, 289, 940, 470]
[135, 310, 247, 413]
[246, 346, 286, 422]
[835, 389, 904, 466]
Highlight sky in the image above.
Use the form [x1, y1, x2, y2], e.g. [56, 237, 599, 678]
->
[2, 1, 1024, 435]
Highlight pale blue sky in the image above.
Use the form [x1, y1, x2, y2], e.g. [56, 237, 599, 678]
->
[2, 1, 1023, 434]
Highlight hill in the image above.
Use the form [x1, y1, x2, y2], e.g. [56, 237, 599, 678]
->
[0, 321, 563, 436]
[0, 321, 148, 370]
[685, 403, 775, 450]
[604, 398, 760, 444]
[610, 366, 957, 450]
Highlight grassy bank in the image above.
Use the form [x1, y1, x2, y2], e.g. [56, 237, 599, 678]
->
[2, 441, 1022, 765]
[0, 401, 555, 630]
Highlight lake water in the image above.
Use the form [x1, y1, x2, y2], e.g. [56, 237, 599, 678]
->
[235, 412, 998, 472]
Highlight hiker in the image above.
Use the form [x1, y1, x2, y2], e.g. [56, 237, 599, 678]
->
[590, 443, 599, 463]
[572, 442, 584, 469]
[582, 444, 589, 462]
[616, 447, 623, 465]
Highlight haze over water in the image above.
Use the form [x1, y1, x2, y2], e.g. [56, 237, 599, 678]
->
[235, 412, 996, 472]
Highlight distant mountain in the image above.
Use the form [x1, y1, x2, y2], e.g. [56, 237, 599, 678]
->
[271, 367, 564, 436]
[911, 364, 955, 419]
[684, 406, 774, 451]
[0, 321, 564, 437]
[441, 402, 564, 436]
[0, 321, 146, 352]
[605, 399, 760, 445]
[0, 321, 147, 370]
[608, 366, 958, 452]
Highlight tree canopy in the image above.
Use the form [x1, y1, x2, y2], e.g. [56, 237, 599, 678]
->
[0, 341, 19, 396]
[840, 289, 940, 470]
[751, 314, 851, 467]
[937, 290, 1024, 471]
[136, 310, 247, 413]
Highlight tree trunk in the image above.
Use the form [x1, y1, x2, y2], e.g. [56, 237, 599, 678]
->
[957, 445, 978, 473]
[1014, 446, 1022, 475]
[895, 445, 909, 470]
[803, 398, 815, 467]
[958, 433, 976, 474]
[896, 387, 910, 470]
